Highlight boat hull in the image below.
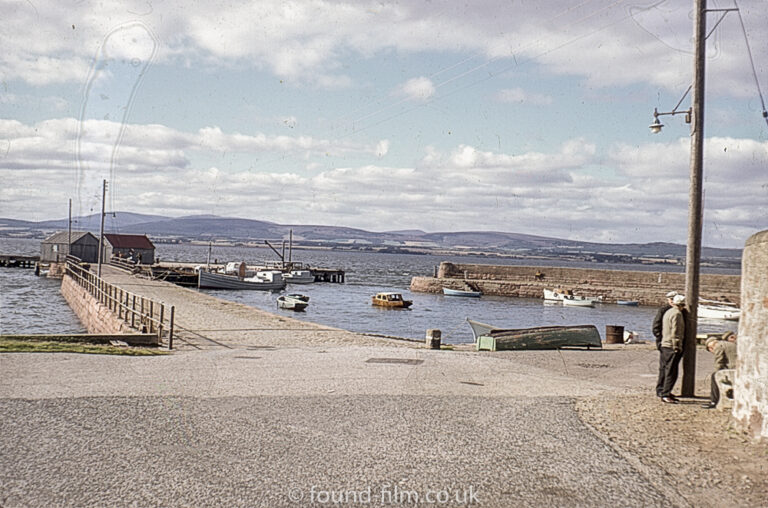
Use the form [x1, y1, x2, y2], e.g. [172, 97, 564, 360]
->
[277, 296, 309, 311]
[198, 270, 286, 290]
[698, 305, 740, 321]
[443, 287, 482, 297]
[467, 319, 602, 351]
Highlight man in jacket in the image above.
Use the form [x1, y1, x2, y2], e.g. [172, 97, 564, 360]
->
[658, 294, 686, 404]
[702, 335, 738, 409]
[653, 291, 678, 398]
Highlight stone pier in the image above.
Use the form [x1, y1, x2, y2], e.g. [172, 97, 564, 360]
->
[410, 262, 741, 306]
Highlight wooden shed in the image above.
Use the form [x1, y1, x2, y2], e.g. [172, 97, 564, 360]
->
[40, 231, 99, 263]
[104, 234, 155, 265]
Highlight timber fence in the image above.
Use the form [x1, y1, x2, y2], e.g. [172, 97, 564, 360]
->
[65, 256, 175, 348]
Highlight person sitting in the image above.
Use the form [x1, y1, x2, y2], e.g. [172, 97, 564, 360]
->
[702, 335, 738, 409]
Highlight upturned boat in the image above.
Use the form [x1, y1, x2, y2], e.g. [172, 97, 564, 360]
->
[467, 319, 602, 351]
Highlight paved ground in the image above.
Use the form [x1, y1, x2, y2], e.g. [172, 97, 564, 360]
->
[2, 269, 766, 507]
[1, 342, 714, 508]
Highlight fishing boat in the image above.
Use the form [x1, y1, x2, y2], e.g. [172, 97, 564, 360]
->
[371, 292, 413, 308]
[283, 269, 315, 284]
[467, 319, 602, 351]
[698, 300, 740, 321]
[198, 269, 286, 290]
[544, 288, 602, 304]
[443, 287, 482, 298]
[277, 293, 309, 311]
[617, 300, 639, 306]
[562, 296, 594, 308]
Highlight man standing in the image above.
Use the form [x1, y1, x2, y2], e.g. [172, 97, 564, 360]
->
[658, 294, 686, 404]
[702, 335, 738, 409]
[653, 291, 677, 398]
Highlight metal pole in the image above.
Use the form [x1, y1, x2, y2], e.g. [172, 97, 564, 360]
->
[682, 0, 707, 396]
[68, 198, 72, 257]
[97, 179, 107, 277]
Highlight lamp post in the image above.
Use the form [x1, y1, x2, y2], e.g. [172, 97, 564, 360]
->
[649, 0, 706, 396]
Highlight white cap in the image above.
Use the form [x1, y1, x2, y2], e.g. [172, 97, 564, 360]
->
[666, 291, 678, 298]
[672, 294, 686, 305]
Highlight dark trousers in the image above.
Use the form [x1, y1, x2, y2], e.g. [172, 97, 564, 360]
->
[656, 347, 683, 397]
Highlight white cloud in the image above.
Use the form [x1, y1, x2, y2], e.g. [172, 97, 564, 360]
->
[496, 88, 552, 105]
[5, 116, 764, 247]
[397, 77, 436, 102]
[2, 0, 765, 96]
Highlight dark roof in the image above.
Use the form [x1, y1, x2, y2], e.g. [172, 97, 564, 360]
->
[42, 231, 97, 244]
[104, 234, 155, 250]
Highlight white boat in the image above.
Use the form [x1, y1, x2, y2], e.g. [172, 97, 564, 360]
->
[443, 287, 482, 298]
[544, 288, 602, 304]
[617, 300, 639, 306]
[699, 303, 740, 321]
[198, 269, 286, 290]
[283, 269, 315, 284]
[277, 293, 309, 311]
[562, 296, 594, 308]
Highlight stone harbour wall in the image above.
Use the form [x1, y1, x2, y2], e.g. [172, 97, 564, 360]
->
[410, 262, 741, 306]
[61, 275, 134, 335]
[733, 230, 768, 441]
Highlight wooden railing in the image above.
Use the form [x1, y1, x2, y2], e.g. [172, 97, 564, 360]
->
[65, 256, 175, 348]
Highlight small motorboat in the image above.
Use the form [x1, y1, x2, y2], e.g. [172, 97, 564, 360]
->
[283, 270, 315, 284]
[562, 296, 594, 307]
[617, 300, 639, 306]
[277, 293, 309, 311]
[371, 292, 412, 308]
[443, 287, 482, 298]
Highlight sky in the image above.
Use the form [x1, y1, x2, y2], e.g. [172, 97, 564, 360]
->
[1, 0, 766, 248]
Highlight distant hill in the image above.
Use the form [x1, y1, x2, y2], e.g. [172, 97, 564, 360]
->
[0, 212, 742, 262]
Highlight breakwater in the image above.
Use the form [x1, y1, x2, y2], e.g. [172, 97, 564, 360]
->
[410, 262, 741, 306]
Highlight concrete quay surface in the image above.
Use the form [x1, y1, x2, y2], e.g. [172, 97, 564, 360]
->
[1, 268, 760, 507]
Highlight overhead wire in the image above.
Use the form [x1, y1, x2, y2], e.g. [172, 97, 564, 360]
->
[733, 0, 768, 127]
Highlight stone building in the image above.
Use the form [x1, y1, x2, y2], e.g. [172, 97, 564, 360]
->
[104, 234, 155, 265]
[40, 231, 99, 263]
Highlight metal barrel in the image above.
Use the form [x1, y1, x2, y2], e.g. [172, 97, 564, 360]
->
[605, 325, 624, 344]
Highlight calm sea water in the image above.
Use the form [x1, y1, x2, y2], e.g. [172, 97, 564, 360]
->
[0, 238, 739, 342]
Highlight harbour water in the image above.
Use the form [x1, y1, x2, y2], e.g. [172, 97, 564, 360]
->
[0, 238, 739, 342]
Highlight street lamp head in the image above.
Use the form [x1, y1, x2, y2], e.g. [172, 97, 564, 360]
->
[649, 116, 664, 134]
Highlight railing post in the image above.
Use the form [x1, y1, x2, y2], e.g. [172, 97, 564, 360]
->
[168, 306, 175, 350]
[158, 304, 165, 343]
[149, 301, 154, 334]
[131, 294, 136, 328]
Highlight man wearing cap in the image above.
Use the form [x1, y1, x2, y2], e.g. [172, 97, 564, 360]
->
[702, 335, 738, 409]
[658, 294, 686, 404]
[653, 291, 678, 398]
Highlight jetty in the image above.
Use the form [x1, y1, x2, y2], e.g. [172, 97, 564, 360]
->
[0, 254, 39, 268]
[64, 261, 391, 350]
[411, 262, 741, 306]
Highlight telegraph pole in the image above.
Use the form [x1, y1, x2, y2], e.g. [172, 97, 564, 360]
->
[681, 0, 707, 396]
[68, 198, 72, 257]
[97, 179, 107, 277]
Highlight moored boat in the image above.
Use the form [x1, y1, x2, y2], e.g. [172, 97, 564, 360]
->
[698, 303, 740, 321]
[467, 319, 602, 351]
[617, 300, 639, 306]
[562, 296, 594, 308]
[371, 292, 413, 308]
[198, 269, 286, 290]
[443, 287, 482, 298]
[283, 269, 315, 284]
[277, 293, 309, 311]
[544, 288, 602, 304]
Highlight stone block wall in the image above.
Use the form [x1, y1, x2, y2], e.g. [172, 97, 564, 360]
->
[412, 262, 741, 306]
[733, 230, 768, 440]
[61, 275, 134, 335]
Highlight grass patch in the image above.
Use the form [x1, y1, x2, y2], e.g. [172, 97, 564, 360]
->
[0, 339, 167, 356]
